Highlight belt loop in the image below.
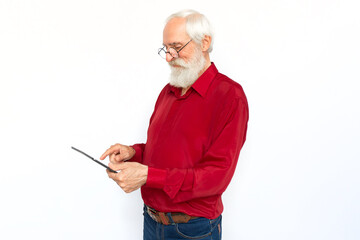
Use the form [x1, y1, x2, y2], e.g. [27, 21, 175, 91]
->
[158, 212, 170, 225]
[166, 212, 175, 225]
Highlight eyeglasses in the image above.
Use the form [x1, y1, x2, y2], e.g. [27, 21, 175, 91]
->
[158, 39, 192, 59]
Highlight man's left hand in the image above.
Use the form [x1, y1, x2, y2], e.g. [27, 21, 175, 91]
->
[107, 162, 148, 193]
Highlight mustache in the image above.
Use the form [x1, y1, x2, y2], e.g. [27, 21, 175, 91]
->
[169, 58, 188, 68]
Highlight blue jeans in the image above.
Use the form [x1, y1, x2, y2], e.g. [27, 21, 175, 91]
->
[143, 206, 222, 240]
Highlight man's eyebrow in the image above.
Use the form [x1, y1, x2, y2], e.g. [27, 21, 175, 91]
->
[163, 42, 183, 47]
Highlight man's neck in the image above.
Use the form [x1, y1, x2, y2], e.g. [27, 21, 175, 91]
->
[181, 86, 191, 96]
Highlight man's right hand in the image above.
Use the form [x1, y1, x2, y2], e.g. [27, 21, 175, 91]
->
[100, 144, 136, 171]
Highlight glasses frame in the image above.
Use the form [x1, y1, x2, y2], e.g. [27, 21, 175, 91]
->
[158, 39, 192, 59]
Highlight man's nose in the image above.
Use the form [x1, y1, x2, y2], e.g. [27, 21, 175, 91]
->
[166, 53, 174, 62]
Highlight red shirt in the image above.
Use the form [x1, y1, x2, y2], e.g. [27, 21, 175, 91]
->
[131, 63, 248, 219]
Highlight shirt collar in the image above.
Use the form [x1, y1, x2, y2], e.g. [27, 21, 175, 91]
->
[192, 62, 218, 98]
[169, 62, 218, 98]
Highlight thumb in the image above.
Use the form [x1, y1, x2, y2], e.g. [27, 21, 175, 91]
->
[106, 169, 117, 179]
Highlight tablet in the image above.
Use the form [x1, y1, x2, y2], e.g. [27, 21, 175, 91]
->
[71, 146, 117, 173]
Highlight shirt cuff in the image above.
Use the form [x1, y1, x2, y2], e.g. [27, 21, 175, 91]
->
[145, 167, 167, 189]
[129, 144, 143, 163]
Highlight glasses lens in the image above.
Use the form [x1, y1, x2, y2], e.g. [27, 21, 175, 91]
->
[169, 48, 178, 58]
[158, 48, 167, 59]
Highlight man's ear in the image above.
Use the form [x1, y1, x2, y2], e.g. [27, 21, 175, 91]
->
[201, 35, 212, 52]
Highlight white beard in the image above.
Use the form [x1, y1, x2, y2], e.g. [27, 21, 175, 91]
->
[168, 47, 207, 89]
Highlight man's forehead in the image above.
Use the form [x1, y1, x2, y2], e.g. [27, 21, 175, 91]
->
[163, 17, 189, 45]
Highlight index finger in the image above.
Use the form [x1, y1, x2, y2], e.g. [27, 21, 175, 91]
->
[100, 147, 117, 160]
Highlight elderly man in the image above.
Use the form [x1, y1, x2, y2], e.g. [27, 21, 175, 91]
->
[100, 9, 248, 240]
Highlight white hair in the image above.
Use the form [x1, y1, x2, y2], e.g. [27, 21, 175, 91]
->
[166, 9, 214, 53]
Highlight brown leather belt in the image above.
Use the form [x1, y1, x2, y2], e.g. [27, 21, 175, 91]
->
[146, 205, 198, 225]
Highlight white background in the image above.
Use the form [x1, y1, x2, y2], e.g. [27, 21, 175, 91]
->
[1, 0, 359, 239]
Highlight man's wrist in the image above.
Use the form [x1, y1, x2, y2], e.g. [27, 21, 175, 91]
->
[143, 165, 148, 185]
[130, 146, 136, 158]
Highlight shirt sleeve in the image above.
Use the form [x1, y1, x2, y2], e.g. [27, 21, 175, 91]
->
[145, 97, 249, 203]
